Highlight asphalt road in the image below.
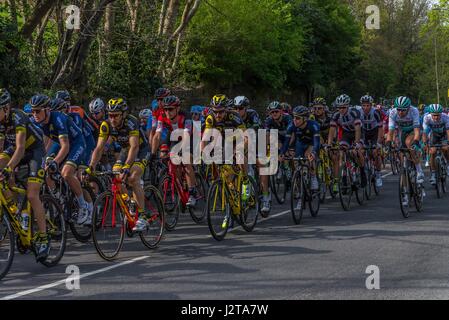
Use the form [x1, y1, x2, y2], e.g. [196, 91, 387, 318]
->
[1, 168, 449, 300]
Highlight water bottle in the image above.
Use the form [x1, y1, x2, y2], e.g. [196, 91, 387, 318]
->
[21, 210, 30, 231]
[129, 200, 137, 217]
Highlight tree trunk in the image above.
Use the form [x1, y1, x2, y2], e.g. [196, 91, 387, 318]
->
[162, 0, 180, 37]
[21, 0, 30, 23]
[35, 7, 54, 55]
[102, 3, 115, 53]
[158, 0, 168, 36]
[21, 0, 55, 40]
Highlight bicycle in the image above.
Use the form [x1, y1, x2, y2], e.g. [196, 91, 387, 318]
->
[397, 148, 424, 218]
[317, 146, 337, 203]
[206, 163, 259, 241]
[0, 170, 66, 280]
[429, 144, 448, 198]
[91, 171, 165, 261]
[159, 156, 207, 230]
[338, 146, 365, 211]
[364, 143, 380, 200]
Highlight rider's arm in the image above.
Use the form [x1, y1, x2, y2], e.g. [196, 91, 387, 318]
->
[152, 131, 161, 155]
[387, 111, 396, 142]
[124, 135, 139, 167]
[0, 136, 4, 153]
[89, 136, 108, 169]
[7, 130, 26, 170]
[54, 136, 70, 165]
[327, 126, 336, 145]
[311, 122, 321, 154]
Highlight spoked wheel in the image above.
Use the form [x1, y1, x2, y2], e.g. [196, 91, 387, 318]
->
[355, 168, 365, 206]
[435, 159, 442, 199]
[391, 154, 400, 175]
[206, 179, 231, 241]
[338, 165, 353, 211]
[414, 181, 424, 213]
[317, 163, 327, 203]
[441, 164, 447, 194]
[364, 166, 373, 200]
[91, 191, 125, 261]
[239, 176, 259, 232]
[139, 185, 165, 249]
[188, 173, 207, 224]
[270, 167, 287, 204]
[0, 214, 14, 281]
[159, 175, 180, 231]
[399, 170, 411, 218]
[291, 170, 305, 224]
[39, 195, 67, 267]
[309, 179, 321, 218]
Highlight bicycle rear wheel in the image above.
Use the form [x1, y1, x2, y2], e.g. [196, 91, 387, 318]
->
[139, 185, 165, 249]
[240, 176, 259, 232]
[291, 170, 305, 224]
[92, 191, 125, 261]
[435, 158, 442, 198]
[270, 167, 287, 204]
[159, 175, 180, 231]
[0, 213, 14, 281]
[206, 179, 230, 241]
[317, 162, 327, 203]
[40, 195, 67, 267]
[67, 185, 95, 243]
[188, 173, 207, 223]
[399, 170, 411, 218]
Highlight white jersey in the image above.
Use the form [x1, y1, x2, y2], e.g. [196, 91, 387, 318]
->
[388, 107, 420, 133]
[423, 113, 449, 135]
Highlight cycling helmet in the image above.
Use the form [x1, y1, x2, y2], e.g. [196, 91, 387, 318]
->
[394, 96, 411, 110]
[267, 101, 282, 112]
[163, 95, 181, 108]
[30, 94, 51, 109]
[360, 95, 374, 104]
[312, 97, 326, 106]
[155, 88, 171, 99]
[292, 105, 309, 117]
[335, 94, 351, 107]
[139, 108, 152, 119]
[151, 99, 158, 111]
[50, 98, 69, 111]
[280, 102, 292, 112]
[107, 98, 128, 113]
[89, 98, 105, 114]
[55, 90, 70, 102]
[211, 94, 228, 108]
[191, 105, 203, 114]
[428, 104, 443, 114]
[0, 88, 11, 107]
[233, 96, 250, 108]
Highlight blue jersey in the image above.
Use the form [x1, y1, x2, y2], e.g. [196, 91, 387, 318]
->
[264, 114, 293, 139]
[68, 112, 95, 151]
[37, 111, 84, 145]
[282, 120, 321, 154]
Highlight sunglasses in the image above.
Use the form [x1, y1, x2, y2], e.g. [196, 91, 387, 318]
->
[191, 112, 201, 116]
[294, 116, 306, 121]
[31, 109, 43, 114]
[337, 106, 348, 109]
[270, 110, 280, 114]
[108, 113, 122, 119]
[397, 109, 408, 112]
[164, 108, 176, 112]
[213, 109, 226, 115]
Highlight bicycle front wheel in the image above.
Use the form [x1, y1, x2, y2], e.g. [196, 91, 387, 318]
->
[40, 195, 67, 267]
[139, 185, 165, 249]
[206, 179, 230, 241]
[0, 213, 14, 281]
[291, 170, 305, 224]
[399, 170, 411, 218]
[188, 173, 207, 224]
[159, 175, 180, 231]
[92, 191, 125, 261]
[239, 176, 259, 232]
[339, 165, 353, 211]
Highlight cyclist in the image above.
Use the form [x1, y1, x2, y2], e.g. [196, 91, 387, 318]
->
[281, 102, 292, 115]
[23, 103, 32, 117]
[422, 104, 449, 185]
[0, 89, 50, 262]
[88, 98, 149, 232]
[360, 95, 384, 187]
[311, 97, 332, 143]
[139, 108, 152, 136]
[88, 98, 106, 139]
[327, 94, 365, 190]
[387, 96, 424, 186]
[280, 106, 321, 190]
[30, 94, 92, 225]
[152, 96, 198, 207]
[150, 88, 171, 148]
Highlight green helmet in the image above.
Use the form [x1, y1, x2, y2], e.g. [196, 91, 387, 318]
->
[428, 104, 443, 114]
[394, 96, 411, 109]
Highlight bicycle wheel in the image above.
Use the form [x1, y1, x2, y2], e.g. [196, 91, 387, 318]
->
[270, 167, 287, 204]
[206, 179, 231, 241]
[441, 160, 447, 194]
[139, 185, 165, 249]
[338, 165, 352, 211]
[40, 195, 67, 267]
[364, 165, 373, 200]
[414, 182, 424, 212]
[355, 167, 365, 206]
[399, 169, 411, 218]
[67, 186, 94, 243]
[240, 175, 259, 232]
[317, 162, 327, 203]
[435, 158, 442, 199]
[309, 176, 321, 218]
[0, 213, 14, 281]
[188, 173, 207, 223]
[159, 175, 180, 231]
[291, 170, 305, 224]
[91, 191, 125, 261]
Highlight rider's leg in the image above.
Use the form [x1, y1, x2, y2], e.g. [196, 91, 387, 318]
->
[127, 163, 144, 209]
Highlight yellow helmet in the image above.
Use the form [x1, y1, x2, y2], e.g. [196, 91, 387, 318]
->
[107, 98, 128, 113]
[211, 94, 228, 108]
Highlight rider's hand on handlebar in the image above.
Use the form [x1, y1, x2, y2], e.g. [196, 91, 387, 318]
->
[0, 167, 12, 181]
[47, 160, 59, 173]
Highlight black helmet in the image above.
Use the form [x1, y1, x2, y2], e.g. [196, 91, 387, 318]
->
[267, 101, 282, 112]
[50, 98, 69, 111]
[163, 95, 181, 108]
[30, 94, 51, 109]
[155, 88, 171, 99]
[55, 90, 71, 102]
[0, 88, 11, 107]
[292, 105, 309, 117]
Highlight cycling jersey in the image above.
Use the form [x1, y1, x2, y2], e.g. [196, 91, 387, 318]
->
[311, 112, 332, 139]
[68, 111, 96, 166]
[360, 108, 382, 132]
[330, 108, 362, 133]
[388, 107, 420, 133]
[99, 114, 148, 149]
[204, 111, 246, 132]
[264, 114, 292, 144]
[282, 120, 321, 156]
[423, 113, 449, 137]
[241, 109, 261, 130]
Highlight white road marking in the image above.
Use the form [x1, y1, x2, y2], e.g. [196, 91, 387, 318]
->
[0, 255, 149, 300]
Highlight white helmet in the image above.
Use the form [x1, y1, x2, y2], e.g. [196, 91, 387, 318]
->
[233, 96, 250, 108]
[139, 108, 152, 119]
[89, 98, 105, 114]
